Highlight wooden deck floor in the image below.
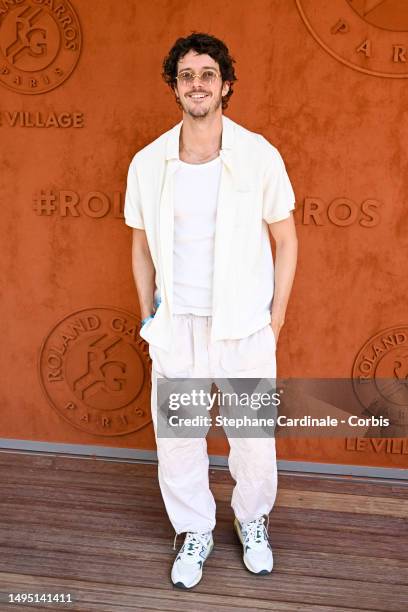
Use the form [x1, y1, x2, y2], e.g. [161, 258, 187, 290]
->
[0, 450, 407, 611]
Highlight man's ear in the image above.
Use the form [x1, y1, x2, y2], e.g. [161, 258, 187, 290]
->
[222, 81, 230, 97]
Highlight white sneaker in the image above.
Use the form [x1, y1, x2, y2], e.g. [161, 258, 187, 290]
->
[171, 531, 214, 589]
[234, 515, 273, 575]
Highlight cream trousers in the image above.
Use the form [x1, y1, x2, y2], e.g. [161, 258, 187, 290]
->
[148, 313, 278, 534]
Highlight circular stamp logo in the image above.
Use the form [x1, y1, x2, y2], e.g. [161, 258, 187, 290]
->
[38, 307, 152, 436]
[0, 0, 81, 94]
[352, 325, 408, 430]
[296, 0, 408, 78]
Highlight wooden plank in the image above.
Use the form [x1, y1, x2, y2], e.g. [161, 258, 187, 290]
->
[0, 465, 161, 489]
[0, 572, 368, 612]
[276, 488, 408, 518]
[211, 482, 408, 518]
[2, 451, 407, 501]
[219, 505, 408, 537]
[0, 453, 408, 508]
[2, 485, 404, 540]
[1, 450, 407, 501]
[209, 468, 408, 499]
[2, 471, 406, 536]
[273, 473, 408, 499]
[3, 477, 406, 540]
[1, 501, 405, 563]
[0, 525, 406, 586]
[0, 550, 406, 611]
[1, 501, 406, 560]
[0, 451, 55, 469]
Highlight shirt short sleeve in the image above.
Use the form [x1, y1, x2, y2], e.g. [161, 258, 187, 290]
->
[262, 146, 296, 224]
[124, 159, 145, 229]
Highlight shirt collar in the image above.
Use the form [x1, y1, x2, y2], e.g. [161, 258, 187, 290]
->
[165, 114, 235, 161]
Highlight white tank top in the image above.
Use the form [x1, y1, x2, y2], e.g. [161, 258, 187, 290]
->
[173, 155, 222, 315]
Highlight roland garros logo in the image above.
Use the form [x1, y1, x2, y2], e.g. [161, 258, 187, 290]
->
[0, 0, 81, 94]
[38, 307, 152, 436]
[352, 325, 408, 427]
[296, 0, 408, 78]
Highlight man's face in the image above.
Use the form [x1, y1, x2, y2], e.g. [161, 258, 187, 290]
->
[174, 50, 230, 118]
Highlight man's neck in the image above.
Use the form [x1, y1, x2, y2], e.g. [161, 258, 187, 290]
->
[179, 112, 223, 162]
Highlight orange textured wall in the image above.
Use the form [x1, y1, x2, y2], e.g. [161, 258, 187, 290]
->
[0, 0, 406, 470]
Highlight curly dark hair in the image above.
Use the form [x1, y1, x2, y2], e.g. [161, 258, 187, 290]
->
[162, 32, 237, 110]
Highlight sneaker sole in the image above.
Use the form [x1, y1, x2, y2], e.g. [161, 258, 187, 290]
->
[233, 518, 273, 575]
[172, 541, 214, 589]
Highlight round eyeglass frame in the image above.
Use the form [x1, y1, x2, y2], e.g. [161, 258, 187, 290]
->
[175, 69, 221, 86]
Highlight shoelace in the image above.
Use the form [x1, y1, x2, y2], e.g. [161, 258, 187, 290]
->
[242, 515, 269, 546]
[173, 531, 211, 558]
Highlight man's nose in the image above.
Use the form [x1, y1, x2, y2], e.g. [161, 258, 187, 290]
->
[191, 74, 205, 84]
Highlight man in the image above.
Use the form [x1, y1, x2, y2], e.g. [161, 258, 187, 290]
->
[124, 32, 298, 589]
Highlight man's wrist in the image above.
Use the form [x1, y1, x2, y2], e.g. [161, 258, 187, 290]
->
[270, 310, 285, 341]
[141, 296, 162, 327]
[141, 313, 155, 327]
[271, 317, 285, 327]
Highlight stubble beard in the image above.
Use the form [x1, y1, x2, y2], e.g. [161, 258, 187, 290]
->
[180, 90, 223, 120]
